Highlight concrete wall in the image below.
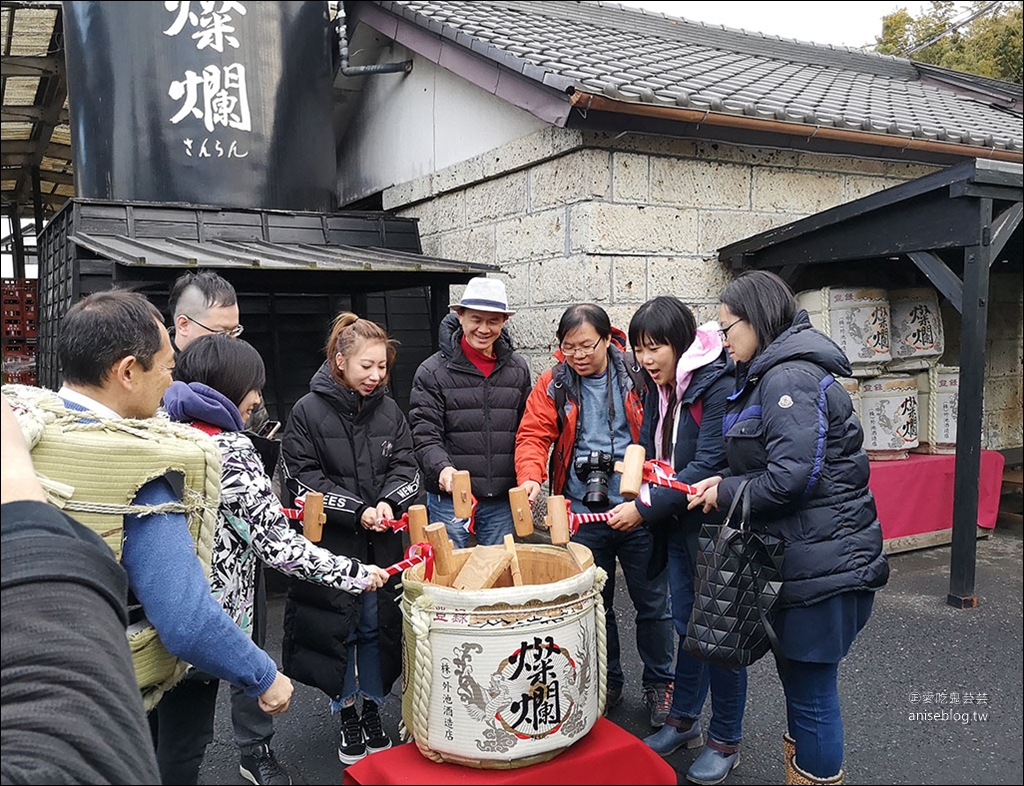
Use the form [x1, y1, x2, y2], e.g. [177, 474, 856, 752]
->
[381, 128, 1023, 451]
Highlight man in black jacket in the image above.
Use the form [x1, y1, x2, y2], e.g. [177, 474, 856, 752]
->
[409, 277, 532, 547]
[1, 397, 162, 785]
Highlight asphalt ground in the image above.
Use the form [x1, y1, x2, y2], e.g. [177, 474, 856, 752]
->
[198, 526, 1023, 785]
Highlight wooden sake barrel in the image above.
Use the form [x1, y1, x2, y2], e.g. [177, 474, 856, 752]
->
[860, 374, 919, 460]
[887, 288, 945, 372]
[797, 286, 891, 378]
[400, 544, 605, 769]
[913, 365, 959, 454]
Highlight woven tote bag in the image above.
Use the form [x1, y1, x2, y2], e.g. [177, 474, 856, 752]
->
[683, 479, 785, 669]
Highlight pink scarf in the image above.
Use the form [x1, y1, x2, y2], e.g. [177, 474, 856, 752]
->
[656, 323, 723, 458]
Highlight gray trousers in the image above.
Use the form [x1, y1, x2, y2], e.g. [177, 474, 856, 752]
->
[232, 565, 275, 753]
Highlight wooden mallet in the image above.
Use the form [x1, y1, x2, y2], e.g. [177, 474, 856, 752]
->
[424, 522, 457, 586]
[302, 492, 327, 543]
[451, 470, 473, 519]
[407, 504, 428, 545]
[615, 444, 646, 500]
[545, 494, 570, 546]
[508, 486, 534, 538]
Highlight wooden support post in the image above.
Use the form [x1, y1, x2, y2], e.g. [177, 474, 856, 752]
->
[424, 522, 456, 586]
[407, 504, 428, 545]
[508, 486, 533, 538]
[452, 470, 473, 518]
[504, 533, 524, 586]
[302, 492, 326, 543]
[547, 495, 570, 546]
[615, 444, 646, 500]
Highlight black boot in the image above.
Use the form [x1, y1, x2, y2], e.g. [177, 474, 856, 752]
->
[338, 704, 366, 765]
[360, 700, 393, 754]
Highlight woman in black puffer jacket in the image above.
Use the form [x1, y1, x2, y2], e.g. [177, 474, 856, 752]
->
[280, 312, 420, 765]
[689, 271, 888, 786]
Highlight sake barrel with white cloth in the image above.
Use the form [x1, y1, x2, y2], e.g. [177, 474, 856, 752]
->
[797, 287, 891, 377]
[400, 545, 606, 769]
[860, 374, 919, 460]
[913, 365, 959, 454]
[887, 287, 945, 372]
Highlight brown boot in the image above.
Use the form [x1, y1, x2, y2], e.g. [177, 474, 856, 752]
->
[785, 747, 843, 786]
[782, 728, 798, 777]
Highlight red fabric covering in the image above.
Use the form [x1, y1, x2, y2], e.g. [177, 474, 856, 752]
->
[868, 450, 1005, 540]
[341, 718, 677, 785]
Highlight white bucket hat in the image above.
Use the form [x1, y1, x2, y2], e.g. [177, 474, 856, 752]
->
[449, 277, 516, 316]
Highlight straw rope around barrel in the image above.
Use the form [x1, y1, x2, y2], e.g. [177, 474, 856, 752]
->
[408, 594, 445, 763]
[593, 568, 608, 718]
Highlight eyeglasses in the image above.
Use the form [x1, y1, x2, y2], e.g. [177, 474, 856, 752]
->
[559, 338, 603, 358]
[718, 318, 744, 342]
[185, 314, 244, 338]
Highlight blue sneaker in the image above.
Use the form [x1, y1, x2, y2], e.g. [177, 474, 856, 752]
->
[686, 742, 740, 785]
[643, 719, 704, 757]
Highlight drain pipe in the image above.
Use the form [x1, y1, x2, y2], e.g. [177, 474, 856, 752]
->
[335, 19, 412, 77]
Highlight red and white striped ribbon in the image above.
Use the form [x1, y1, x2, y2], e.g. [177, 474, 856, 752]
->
[642, 459, 699, 495]
[380, 513, 409, 533]
[384, 543, 434, 580]
[561, 498, 613, 536]
[280, 497, 306, 521]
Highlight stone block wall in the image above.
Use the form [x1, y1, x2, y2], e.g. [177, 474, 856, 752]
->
[383, 128, 1022, 450]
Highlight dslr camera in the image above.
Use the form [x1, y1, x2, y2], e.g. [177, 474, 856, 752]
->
[574, 450, 615, 510]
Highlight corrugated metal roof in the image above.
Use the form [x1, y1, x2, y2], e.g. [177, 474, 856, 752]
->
[0, 1, 72, 219]
[70, 231, 497, 274]
[370, 0, 1023, 152]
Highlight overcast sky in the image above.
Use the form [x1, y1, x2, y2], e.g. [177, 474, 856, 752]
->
[616, 1, 967, 49]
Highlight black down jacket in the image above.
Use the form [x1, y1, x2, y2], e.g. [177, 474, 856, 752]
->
[717, 310, 889, 609]
[409, 312, 532, 498]
[279, 362, 420, 699]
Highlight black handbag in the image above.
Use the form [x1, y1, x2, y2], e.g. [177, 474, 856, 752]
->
[682, 478, 785, 669]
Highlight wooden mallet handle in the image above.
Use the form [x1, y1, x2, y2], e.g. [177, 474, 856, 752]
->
[424, 522, 456, 585]
[451, 470, 473, 518]
[302, 492, 326, 543]
[508, 486, 533, 538]
[407, 504, 428, 545]
[547, 494, 570, 546]
[617, 444, 646, 500]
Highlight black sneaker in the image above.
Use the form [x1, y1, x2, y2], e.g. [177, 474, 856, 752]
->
[361, 700, 393, 754]
[644, 682, 674, 728]
[338, 706, 366, 765]
[239, 743, 292, 786]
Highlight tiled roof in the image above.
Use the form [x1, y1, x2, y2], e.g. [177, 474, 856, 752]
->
[374, 0, 1022, 152]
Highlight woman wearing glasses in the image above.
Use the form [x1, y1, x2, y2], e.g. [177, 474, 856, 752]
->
[606, 296, 744, 785]
[688, 271, 888, 786]
[514, 304, 675, 729]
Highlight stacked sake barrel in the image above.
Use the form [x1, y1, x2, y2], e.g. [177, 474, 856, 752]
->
[798, 286, 958, 459]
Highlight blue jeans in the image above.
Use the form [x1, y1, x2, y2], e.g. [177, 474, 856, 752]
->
[427, 492, 514, 548]
[667, 524, 747, 745]
[570, 500, 674, 690]
[780, 660, 844, 778]
[341, 592, 386, 705]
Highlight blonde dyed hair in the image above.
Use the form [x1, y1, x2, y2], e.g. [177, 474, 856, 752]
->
[326, 312, 398, 386]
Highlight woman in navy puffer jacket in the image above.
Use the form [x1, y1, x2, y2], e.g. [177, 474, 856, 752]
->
[689, 271, 888, 786]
